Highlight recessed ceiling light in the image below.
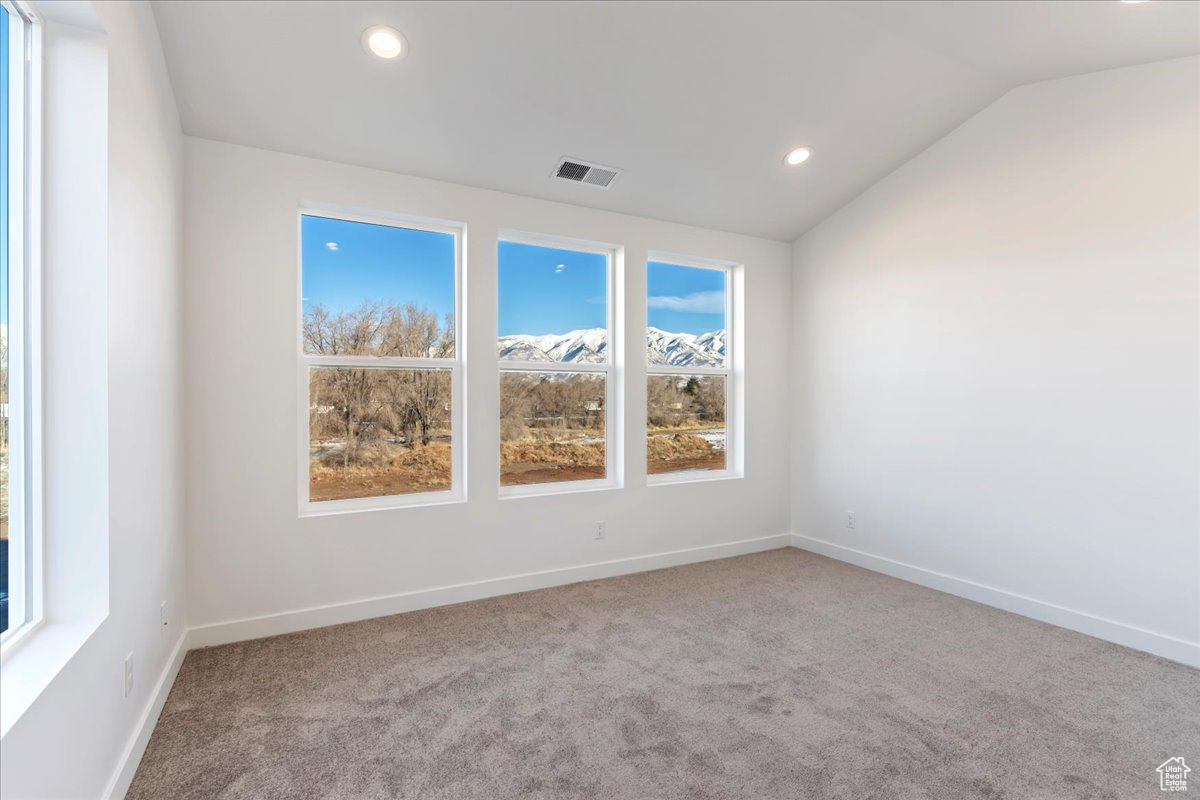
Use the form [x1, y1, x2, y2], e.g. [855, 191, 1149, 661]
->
[784, 147, 812, 167]
[362, 25, 408, 60]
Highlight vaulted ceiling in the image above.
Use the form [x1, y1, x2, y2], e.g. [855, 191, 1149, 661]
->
[151, 0, 1200, 241]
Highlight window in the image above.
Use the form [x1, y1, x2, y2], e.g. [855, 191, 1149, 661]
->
[646, 257, 735, 481]
[497, 235, 618, 493]
[1, 0, 31, 640]
[299, 210, 463, 511]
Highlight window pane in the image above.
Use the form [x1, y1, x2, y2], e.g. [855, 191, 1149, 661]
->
[647, 375, 726, 475]
[500, 371, 606, 486]
[0, 4, 11, 634]
[647, 261, 726, 367]
[309, 367, 452, 501]
[301, 215, 455, 357]
[498, 241, 608, 363]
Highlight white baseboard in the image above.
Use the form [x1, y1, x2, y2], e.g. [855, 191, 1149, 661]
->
[102, 631, 190, 800]
[105, 535, 788, 797]
[106, 531, 1194, 800]
[790, 533, 1200, 669]
[188, 534, 792, 649]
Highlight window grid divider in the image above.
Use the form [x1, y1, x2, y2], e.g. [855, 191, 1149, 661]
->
[644, 364, 729, 377]
[302, 354, 458, 370]
[498, 360, 611, 374]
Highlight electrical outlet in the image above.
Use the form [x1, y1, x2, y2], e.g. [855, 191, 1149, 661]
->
[594, 521, 606, 540]
[845, 511, 856, 530]
[160, 600, 169, 641]
[124, 653, 134, 698]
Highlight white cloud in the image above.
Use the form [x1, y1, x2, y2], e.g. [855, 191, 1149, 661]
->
[555, 263, 566, 273]
[325, 241, 339, 251]
[647, 290, 724, 314]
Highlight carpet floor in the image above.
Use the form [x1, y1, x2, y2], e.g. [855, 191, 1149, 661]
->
[128, 549, 1199, 799]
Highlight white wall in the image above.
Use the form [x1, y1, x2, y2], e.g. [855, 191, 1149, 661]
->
[791, 56, 1200, 665]
[182, 139, 792, 640]
[0, 1, 186, 798]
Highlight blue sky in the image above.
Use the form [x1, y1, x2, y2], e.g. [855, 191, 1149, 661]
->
[498, 247, 726, 336]
[1, 7, 10, 330]
[300, 217, 726, 338]
[647, 261, 726, 335]
[301, 215, 455, 320]
[498, 241, 606, 336]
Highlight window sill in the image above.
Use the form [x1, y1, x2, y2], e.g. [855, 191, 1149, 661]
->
[0, 613, 105, 738]
[498, 478, 618, 500]
[0, 618, 46, 664]
[300, 491, 466, 518]
[647, 469, 742, 487]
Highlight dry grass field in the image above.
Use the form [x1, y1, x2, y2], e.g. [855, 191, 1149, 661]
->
[309, 439, 452, 501]
[498, 423, 726, 485]
[309, 422, 726, 499]
[499, 427, 606, 486]
[647, 429, 725, 474]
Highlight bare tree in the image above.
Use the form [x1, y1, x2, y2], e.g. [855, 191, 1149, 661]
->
[695, 376, 726, 422]
[377, 304, 453, 445]
[499, 373, 533, 442]
[647, 376, 693, 427]
[310, 366, 385, 470]
[303, 301, 388, 356]
[379, 303, 454, 358]
[306, 302, 454, 469]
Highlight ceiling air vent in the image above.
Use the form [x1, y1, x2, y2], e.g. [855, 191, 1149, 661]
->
[553, 157, 621, 189]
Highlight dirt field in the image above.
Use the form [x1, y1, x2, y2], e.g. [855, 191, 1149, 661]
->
[500, 462, 607, 486]
[309, 424, 726, 500]
[309, 440, 452, 502]
[310, 469, 452, 502]
[647, 428, 725, 475]
[648, 451, 725, 474]
[500, 435, 606, 487]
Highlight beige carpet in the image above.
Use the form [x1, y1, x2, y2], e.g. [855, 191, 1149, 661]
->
[128, 549, 1199, 799]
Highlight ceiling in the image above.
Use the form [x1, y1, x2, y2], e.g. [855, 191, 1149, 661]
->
[150, 0, 1200, 242]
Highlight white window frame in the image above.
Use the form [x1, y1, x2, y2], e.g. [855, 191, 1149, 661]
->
[296, 206, 467, 515]
[497, 230, 622, 499]
[1, 0, 40, 653]
[646, 252, 741, 486]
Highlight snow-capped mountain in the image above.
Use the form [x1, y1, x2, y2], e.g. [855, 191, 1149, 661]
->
[646, 327, 726, 367]
[498, 328, 609, 363]
[498, 327, 725, 367]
